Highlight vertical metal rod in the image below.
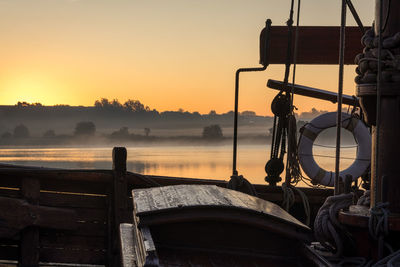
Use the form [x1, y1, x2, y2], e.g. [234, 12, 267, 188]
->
[335, 0, 347, 195]
[233, 67, 266, 176]
[232, 20, 270, 176]
[233, 70, 240, 176]
[373, 0, 383, 207]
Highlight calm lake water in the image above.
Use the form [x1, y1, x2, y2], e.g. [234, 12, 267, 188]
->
[0, 144, 357, 186]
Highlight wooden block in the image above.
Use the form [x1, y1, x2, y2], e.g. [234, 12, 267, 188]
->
[268, 26, 366, 65]
[119, 223, 136, 267]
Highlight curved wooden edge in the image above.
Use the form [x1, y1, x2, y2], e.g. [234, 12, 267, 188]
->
[137, 207, 311, 242]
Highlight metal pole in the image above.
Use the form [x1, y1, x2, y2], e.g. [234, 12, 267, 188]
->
[335, 0, 347, 195]
[232, 66, 266, 175]
[373, 0, 383, 208]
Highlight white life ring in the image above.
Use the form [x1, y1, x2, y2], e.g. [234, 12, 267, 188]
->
[298, 112, 371, 187]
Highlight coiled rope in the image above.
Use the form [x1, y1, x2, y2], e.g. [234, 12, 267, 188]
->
[282, 182, 311, 225]
[372, 249, 400, 267]
[357, 190, 371, 206]
[369, 202, 390, 261]
[314, 192, 354, 257]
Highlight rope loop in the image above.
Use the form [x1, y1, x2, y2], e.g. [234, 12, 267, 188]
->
[369, 202, 390, 241]
[227, 174, 258, 197]
[281, 182, 311, 226]
[314, 192, 354, 257]
[357, 190, 371, 206]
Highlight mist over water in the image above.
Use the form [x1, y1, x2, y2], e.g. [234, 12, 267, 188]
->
[0, 144, 357, 186]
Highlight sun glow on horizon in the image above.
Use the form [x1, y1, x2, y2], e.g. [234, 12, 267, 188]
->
[0, 0, 374, 115]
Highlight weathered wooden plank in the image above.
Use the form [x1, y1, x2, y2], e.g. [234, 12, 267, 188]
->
[0, 169, 112, 194]
[0, 197, 78, 238]
[268, 26, 366, 64]
[119, 223, 136, 267]
[40, 234, 106, 250]
[133, 185, 306, 229]
[20, 177, 40, 266]
[39, 248, 106, 265]
[39, 192, 107, 209]
[127, 173, 333, 204]
[0, 169, 112, 183]
[0, 187, 20, 198]
[0, 243, 18, 260]
[132, 185, 314, 245]
[38, 180, 108, 195]
[40, 221, 107, 238]
[0, 176, 108, 194]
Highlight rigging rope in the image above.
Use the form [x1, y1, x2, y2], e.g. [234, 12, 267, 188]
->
[265, 0, 300, 186]
[335, 0, 347, 195]
[344, 0, 366, 34]
[314, 192, 354, 257]
[227, 173, 258, 197]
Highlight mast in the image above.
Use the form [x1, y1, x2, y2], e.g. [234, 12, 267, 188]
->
[357, 0, 400, 213]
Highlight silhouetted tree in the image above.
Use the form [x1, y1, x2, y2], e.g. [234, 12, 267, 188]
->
[208, 110, 217, 116]
[241, 110, 256, 116]
[110, 127, 129, 139]
[43, 129, 56, 138]
[144, 128, 150, 137]
[13, 124, 30, 138]
[16, 102, 42, 107]
[202, 124, 223, 139]
[74, 121, 96, 136]
[94, 98, 123, 110]
[124, 99, 149, 112]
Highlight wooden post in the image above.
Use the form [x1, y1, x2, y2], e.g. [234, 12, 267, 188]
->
[19, 177, 40, 267]
[366, 0, 400, 212]
[108, 147, 128, 266]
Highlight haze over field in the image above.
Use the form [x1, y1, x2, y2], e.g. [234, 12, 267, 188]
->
[0, 99, 358, 147]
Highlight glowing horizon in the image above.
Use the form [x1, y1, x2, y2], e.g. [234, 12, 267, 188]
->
[0, 0, 374, 115]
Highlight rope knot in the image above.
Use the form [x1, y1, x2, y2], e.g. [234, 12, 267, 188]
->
[227, 174, 257, 197]
[314, 192, 354, 257]
[369, 202, 390, 240]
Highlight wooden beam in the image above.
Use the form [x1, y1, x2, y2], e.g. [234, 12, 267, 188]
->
[268, 26, 366, 65]
[0, 196, 78, 238]
[267, 79, 359, 106]
[20, 178, 40, 267]
[109, 147, 129, 266]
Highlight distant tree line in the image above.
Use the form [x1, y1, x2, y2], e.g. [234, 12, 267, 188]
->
[94, 98, 151, 113]
[2, 98, 272, 135]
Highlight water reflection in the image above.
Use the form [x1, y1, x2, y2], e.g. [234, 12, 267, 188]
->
[0, 145, 357, 186]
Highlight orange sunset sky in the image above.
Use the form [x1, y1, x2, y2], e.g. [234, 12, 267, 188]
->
[0, 0, 374, 116]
